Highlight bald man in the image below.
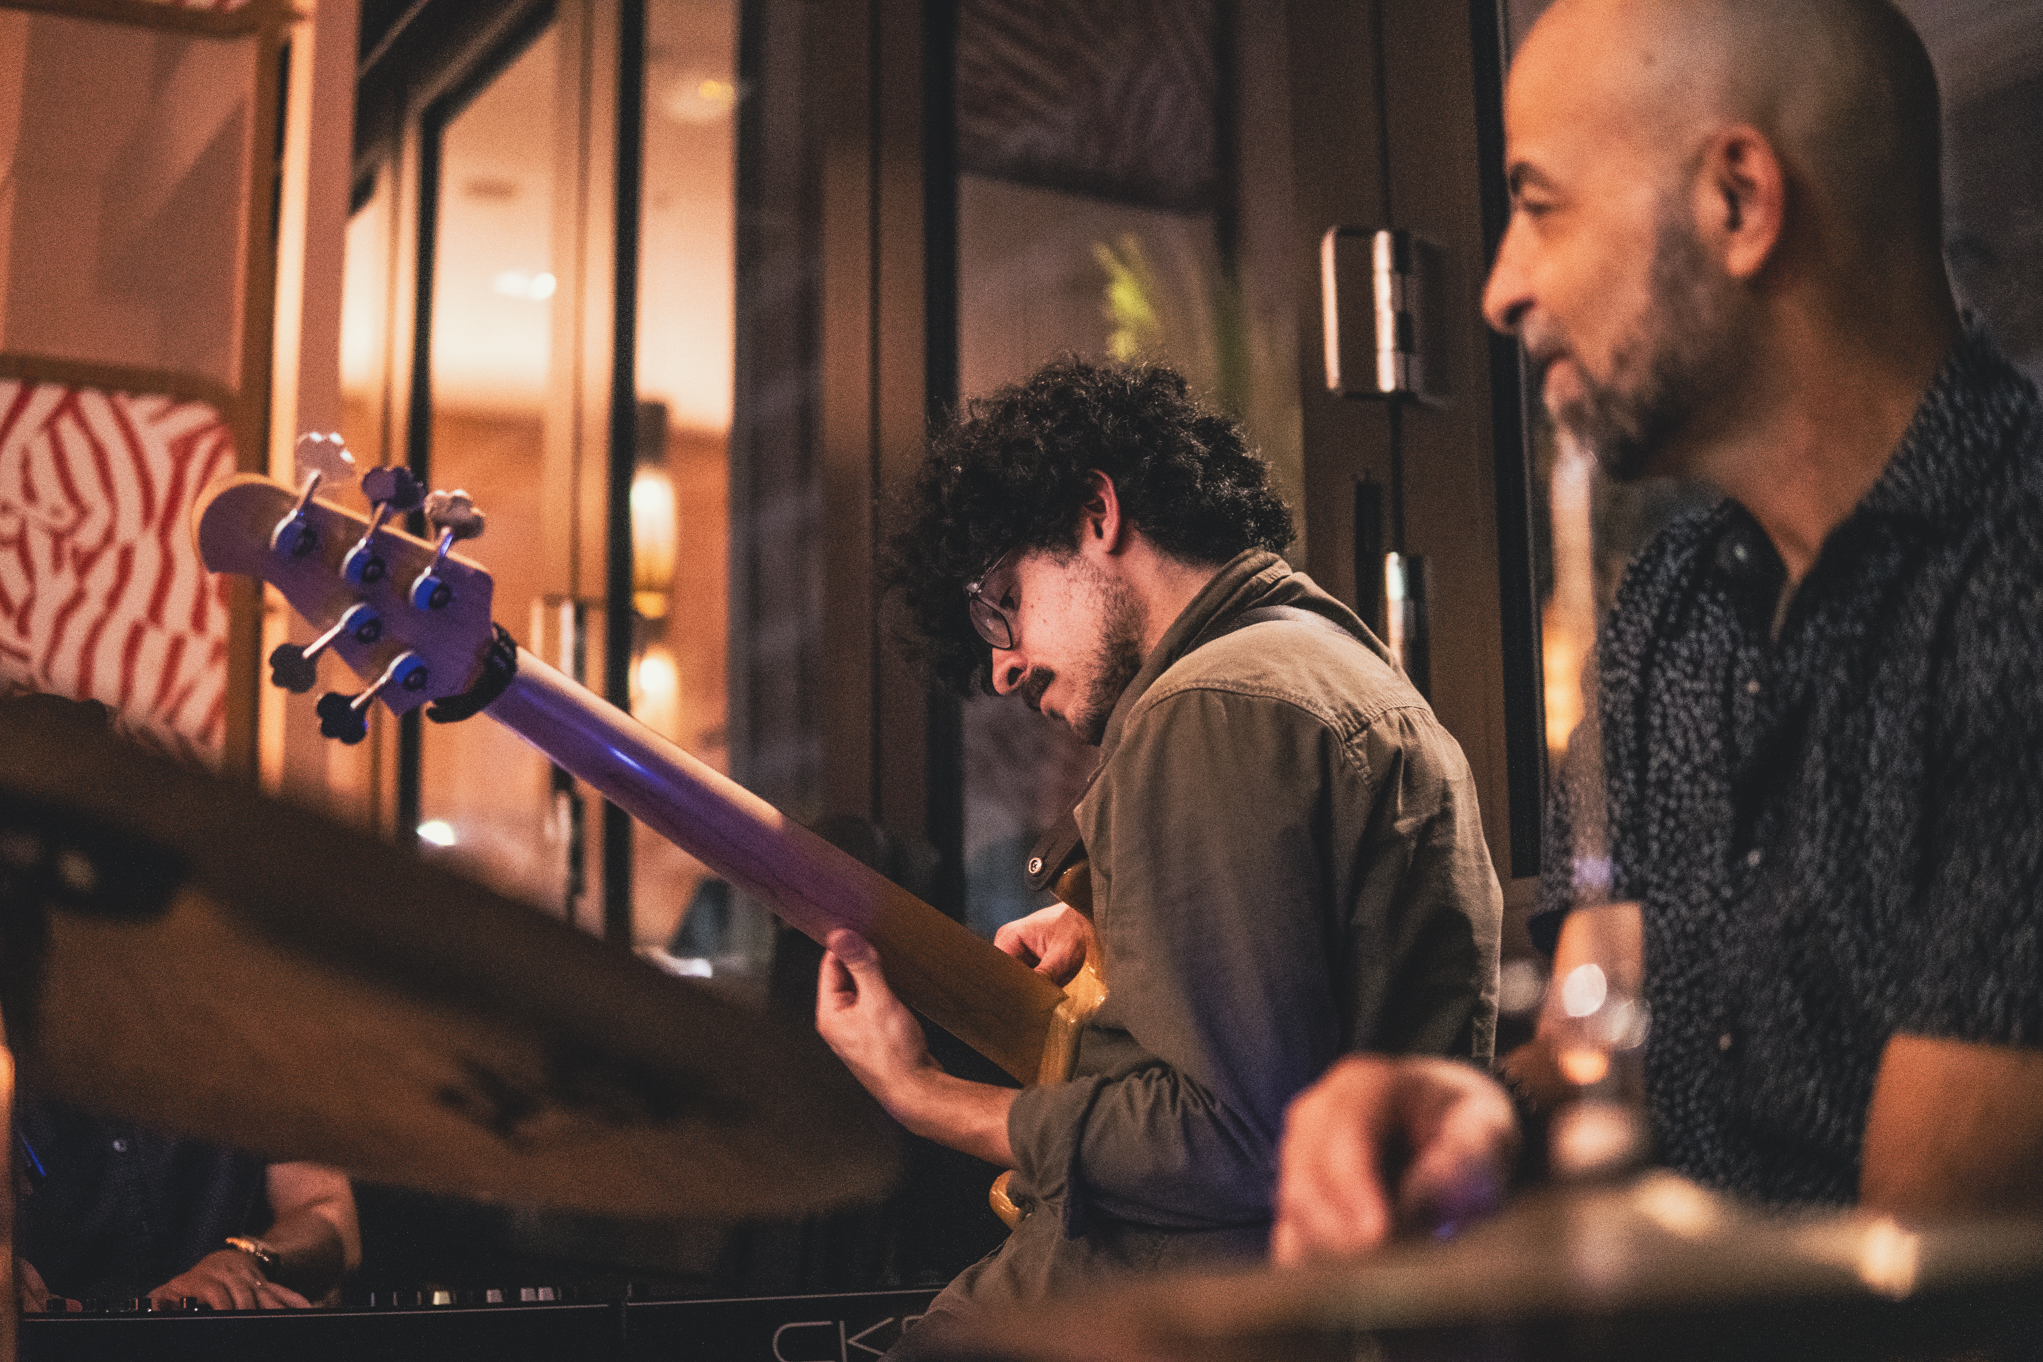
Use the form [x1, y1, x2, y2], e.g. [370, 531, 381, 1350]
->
[1272, 0, 2043, 1261]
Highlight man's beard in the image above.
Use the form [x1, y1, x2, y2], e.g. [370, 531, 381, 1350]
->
[1069, 583, 1145, 745]
[1021, 565, 1146, 746]
[1540, 207, 1742, 482]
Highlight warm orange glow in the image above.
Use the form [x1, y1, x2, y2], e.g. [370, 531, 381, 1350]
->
[1543, 601, 1586, 755]
[1557, 1046, 1611, 1086]
[633, 645, 681, 738]
[1855, 1218, 1921, 1298]
[1544, 431, 1598, 755]
[631, 465, 678, 618]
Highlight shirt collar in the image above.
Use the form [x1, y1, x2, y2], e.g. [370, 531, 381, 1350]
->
[1095, 548, 1287, 756]
[1703, 326, 2038, 633]
[1855, 322, 2038, 532]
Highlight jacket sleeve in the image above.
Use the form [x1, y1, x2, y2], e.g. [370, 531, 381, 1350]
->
[1006, 684, 1493, 1230]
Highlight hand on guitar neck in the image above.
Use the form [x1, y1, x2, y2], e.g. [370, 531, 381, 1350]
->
[993, 903, 1095, 987]
[817, 929, 1021, 1168]
[817, 887, 1099, 1168]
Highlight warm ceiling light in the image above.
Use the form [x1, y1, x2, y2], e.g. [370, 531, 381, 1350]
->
[661, 71, 737, 124]
[492, 270, 556, 301]
[631, 465, 677, 618]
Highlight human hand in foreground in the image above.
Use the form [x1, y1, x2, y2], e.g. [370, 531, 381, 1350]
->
[1272, 1055, 1519, 1264]
[18, 1258, 78, 1313]
[994, 903, 1094, 985]
[149, 1249, 312, 1311]
[815, 929, 1017, 1166]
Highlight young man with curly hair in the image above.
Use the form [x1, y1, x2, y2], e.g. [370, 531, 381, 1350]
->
[813, 357, 1501, 1352]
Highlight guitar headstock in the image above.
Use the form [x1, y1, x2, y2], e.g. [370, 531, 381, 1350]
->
[195, 472, 498, 736]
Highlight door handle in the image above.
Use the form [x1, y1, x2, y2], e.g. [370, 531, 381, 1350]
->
[1321, 226, 1434, 400]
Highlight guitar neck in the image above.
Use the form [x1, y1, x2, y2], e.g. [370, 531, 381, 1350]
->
[486, 651, 1065, 1084]
[187, 473, 1060, 1083]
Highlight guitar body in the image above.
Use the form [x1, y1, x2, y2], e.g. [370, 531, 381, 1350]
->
[194, 473, 1076, 1086]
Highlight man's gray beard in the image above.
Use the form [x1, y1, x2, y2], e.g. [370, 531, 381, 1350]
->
[1552, 209, 1740, 483]
[1069, 574, 1146, 747]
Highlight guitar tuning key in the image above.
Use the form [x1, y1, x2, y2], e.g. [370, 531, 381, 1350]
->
[342, 466, 425, 588]
[268, 469, 325, 558]
[267, 604, 382, 694]
[410, 490, 485, 612]
[294, 430, 355, 487]
[314, 650, 430, 745]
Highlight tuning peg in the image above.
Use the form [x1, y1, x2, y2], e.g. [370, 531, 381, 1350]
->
[425, 489, 484, 540]
[409, 491, 485, 611]
[343, 467, 426, 588]
[268, 470, 325, 558]
[360, 466, 424, 512]
[314, 692, 368, 744]
[293, 431, 355, 488]
[267, 604, 382, 694]
[314, 651, 430, 745]
[271, 649, 318, 695]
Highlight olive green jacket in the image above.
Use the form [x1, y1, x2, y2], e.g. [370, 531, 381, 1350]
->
[900, 550, 1500, 1354]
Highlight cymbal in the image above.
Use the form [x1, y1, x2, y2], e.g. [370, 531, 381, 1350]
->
[0, 700, 897, 1220]
[967, 1174, 2043, 1361]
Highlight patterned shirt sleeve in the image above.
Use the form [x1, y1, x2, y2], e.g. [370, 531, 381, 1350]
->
[1903, 531, 2043, 1045]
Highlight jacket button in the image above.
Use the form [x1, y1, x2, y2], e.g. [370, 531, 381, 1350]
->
[1027, 856, 1043, 876]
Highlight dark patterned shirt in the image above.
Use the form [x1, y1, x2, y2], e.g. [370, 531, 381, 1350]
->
[1567, 328, 2043, 1206]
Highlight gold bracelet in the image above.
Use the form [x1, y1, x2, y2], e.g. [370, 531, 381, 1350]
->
[224, 1236, 280, 1276]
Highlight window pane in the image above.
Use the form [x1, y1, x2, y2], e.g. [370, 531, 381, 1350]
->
[951, 0, 1301, 937]
[633, 0, 755, 973]
[416, 24, 571, 914]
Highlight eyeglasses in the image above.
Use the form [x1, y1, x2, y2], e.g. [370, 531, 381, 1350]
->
[964, 549, 1019, 651]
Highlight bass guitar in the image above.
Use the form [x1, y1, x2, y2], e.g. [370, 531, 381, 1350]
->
[194, 470, 1102, 1092]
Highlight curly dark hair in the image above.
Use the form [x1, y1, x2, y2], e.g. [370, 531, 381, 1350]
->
[888, 357, 1294, 695]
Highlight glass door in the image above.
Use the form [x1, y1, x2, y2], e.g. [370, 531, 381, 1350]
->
[413, 14, 572, 916]
[340, 1, 756, 980]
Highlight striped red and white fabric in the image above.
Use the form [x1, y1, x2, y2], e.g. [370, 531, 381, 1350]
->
[0, 381, 238, 762]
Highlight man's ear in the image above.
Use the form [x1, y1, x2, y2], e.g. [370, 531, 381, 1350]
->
[1693, 125, 1786, 281]
[1079, 470, 1127, 553]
